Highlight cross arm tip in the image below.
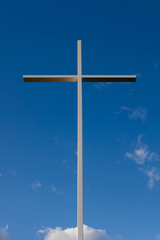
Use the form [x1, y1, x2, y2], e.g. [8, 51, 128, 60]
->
[82, 75, 136, 82]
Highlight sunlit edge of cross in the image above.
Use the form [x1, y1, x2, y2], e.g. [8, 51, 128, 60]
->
[23, 40, 136, 240]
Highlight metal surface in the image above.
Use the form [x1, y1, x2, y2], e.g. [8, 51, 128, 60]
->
[82, 75, 136, 82]
[23, 75, 77, 82]
[23, 75, 136, 83]
[77, 40, 83, 240]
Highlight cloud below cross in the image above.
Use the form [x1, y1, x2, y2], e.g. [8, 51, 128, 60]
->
[38, 225, 115, 240]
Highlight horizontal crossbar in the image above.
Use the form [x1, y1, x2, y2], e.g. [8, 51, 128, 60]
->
[23, 75, 136, 82]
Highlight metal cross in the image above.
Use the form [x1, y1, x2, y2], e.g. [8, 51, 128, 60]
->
[23, 40, 136, 240]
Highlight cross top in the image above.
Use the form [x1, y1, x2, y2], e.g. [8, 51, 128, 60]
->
[23, 40, 136, 240]
[23, 40, 136, 83]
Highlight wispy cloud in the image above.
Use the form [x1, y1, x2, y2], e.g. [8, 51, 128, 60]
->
[94, 82, 112, 90]
[38, 224, 121, 240]
[120, 106, 130, 111]
[51, 185, 56, 192]
[31, 181, 42, 190]
[153, 61, 158, 69]
[0, 225, 9, 240]
[74, 151, 78, 156]
[54, 135, 76, 156]
[125, 134, 159, 165]
[125, 135, 160, 189]
[0, 170, 16, 177]
[136, 73, 142, 78]
[129, 107, 148, 121]
[116, 106, 148, 122]
[51, 185, 64, 195]
[8, 169, 16, 176]
[54, 135, 61, 144]
[141, 167, 160, 189]
[114, 235, 124, 240]
[156, 234, 160, 239]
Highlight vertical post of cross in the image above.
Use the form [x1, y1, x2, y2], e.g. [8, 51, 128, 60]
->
[77, 40, 83, 240]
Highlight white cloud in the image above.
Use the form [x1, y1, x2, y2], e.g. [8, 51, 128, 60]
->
[0, 173, 3, 177]
[141, 167, 160, 189]
[32, 181, 42, 190]
[0, 225, 9, 240]
[125, 134, 159, 165]
[38, 225, 109, 240]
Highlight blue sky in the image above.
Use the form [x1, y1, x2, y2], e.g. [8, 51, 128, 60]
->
[0, 0, 160, 240]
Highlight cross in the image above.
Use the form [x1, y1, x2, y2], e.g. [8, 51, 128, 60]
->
[23, 40, 136, 240]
